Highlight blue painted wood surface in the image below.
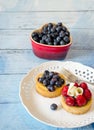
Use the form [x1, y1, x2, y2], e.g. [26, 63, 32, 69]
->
[0, 0, 94, 129]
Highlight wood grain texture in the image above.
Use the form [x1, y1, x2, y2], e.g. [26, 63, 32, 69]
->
[0, 0, 94, 129]
[0, 0, 94, 11]
[0, 11, 94, 29]
[0, 49, 94, 74]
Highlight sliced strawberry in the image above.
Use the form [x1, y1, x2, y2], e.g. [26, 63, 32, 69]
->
[62, 85, 68, 97]
[76, 95, 87, 106]
[65, 97, 75, 106]
[84, 89, 92, 100]
[74, 82, 79, 87]
[80, 82, 88, 90]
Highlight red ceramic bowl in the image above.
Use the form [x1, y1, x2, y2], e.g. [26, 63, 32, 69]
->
[30, 24, 72, 60]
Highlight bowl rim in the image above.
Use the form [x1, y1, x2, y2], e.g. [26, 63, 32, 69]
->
[30, 23, 72, 48]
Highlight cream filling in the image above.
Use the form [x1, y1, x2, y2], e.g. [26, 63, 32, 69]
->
[67, 83, 83, 97]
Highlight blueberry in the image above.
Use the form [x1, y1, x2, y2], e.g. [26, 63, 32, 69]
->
[54, 32, 59, 37]
[55, 80, 62, 87]
[33, 36, 39, 42]
[62, 26, 67, 32]
[42, 26, 48, 33]
[38, 77, 44, 83]
[32, 32, 38, 38]
[45, 37, 52, 44]
[47, 85, 55, 92]
[50, 78, 57, 85]
[48, 23, 53, 28]
[56, 26, 62, 33]
[57, 22, 62, 26]
[42, 35, 47, 41]
[38, 33, 43, 39]
[59, 31, 65, 38]
[53, 74, 60, 79]
[40, 40, 45, 44]
[51, 26, 56, 33]
[50, 33, 55, 38]
[63, 36, 70, 43]
[49, 71, 54, 77]
[44, 70, 49, 75]
[53, 40, 58, 45]
[60, 40, 65, 45]
[65, 31, 70, 36]
[50, 103, 58, 110]
[48, 30, 51, 34]
[43, 79, 50, 86]
[56, 36, 61, 43]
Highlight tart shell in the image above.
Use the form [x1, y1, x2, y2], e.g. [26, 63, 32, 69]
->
[61, 96, 92, 114]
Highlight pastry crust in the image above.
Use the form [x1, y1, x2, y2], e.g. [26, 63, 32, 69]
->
[36, 73, 66, 98]
[61, 96, 92, 114]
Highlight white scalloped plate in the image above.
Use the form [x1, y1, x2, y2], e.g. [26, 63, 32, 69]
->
[19, 61, 94, 128]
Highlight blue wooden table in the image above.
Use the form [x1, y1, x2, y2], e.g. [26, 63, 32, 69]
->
[0, 0, 94, 129]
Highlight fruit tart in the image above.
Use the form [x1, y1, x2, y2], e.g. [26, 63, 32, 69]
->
[36, 70, 66, 98]
[61, 82, 92, 114]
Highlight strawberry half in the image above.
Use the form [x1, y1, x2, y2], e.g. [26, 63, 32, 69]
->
[76, 95, 87, 106]
[62, 85, 68, 97]
[65, 97, 75, 106]
[84, 89, 92, 100]
[80, 82, 88, 90]
[74, 82, 79, 87]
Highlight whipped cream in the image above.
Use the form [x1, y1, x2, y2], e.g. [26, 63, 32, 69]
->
[67, 83, 83, 97]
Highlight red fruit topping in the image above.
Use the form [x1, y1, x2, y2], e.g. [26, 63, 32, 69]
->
[84, 89, 92, 100]
[80, 82, 88, 90]
[66, 97, 75, 106]
[76, 95, 87, 106]
[62, 85, 68, 97]
[74, 82, 79, 87]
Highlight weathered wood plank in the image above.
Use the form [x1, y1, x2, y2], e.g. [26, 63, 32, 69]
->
[0, 103, 58, 130]
[0, 0, 94, 11]
[0, 75, 22, 102]
[0, 49, 94, 75]
[0, 103, 93, 130]
[0, 11, 94, 30]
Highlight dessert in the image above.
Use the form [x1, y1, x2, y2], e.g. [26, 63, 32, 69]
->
[36, 70, 66, 98]
[32, 22, 70, 46]
[61, 82, 92, 114]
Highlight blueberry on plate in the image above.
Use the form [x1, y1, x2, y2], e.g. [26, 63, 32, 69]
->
[43, 79, 50, 86]
[47, 85, 55, 92]
[50, 103, 58, 110]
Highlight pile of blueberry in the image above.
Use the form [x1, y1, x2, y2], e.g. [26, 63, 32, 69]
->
[38, 70, 65, 92]
[32, 22, 70, 45]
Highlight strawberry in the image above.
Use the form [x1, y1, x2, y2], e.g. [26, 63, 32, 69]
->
[65, 97, 75, 106]
[74, 82, 79, 87]
[80, 82, 88, 90]
[84, 89, 92, 100]
[62, 85, 68, 97]
[76, 95, 87, 106]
